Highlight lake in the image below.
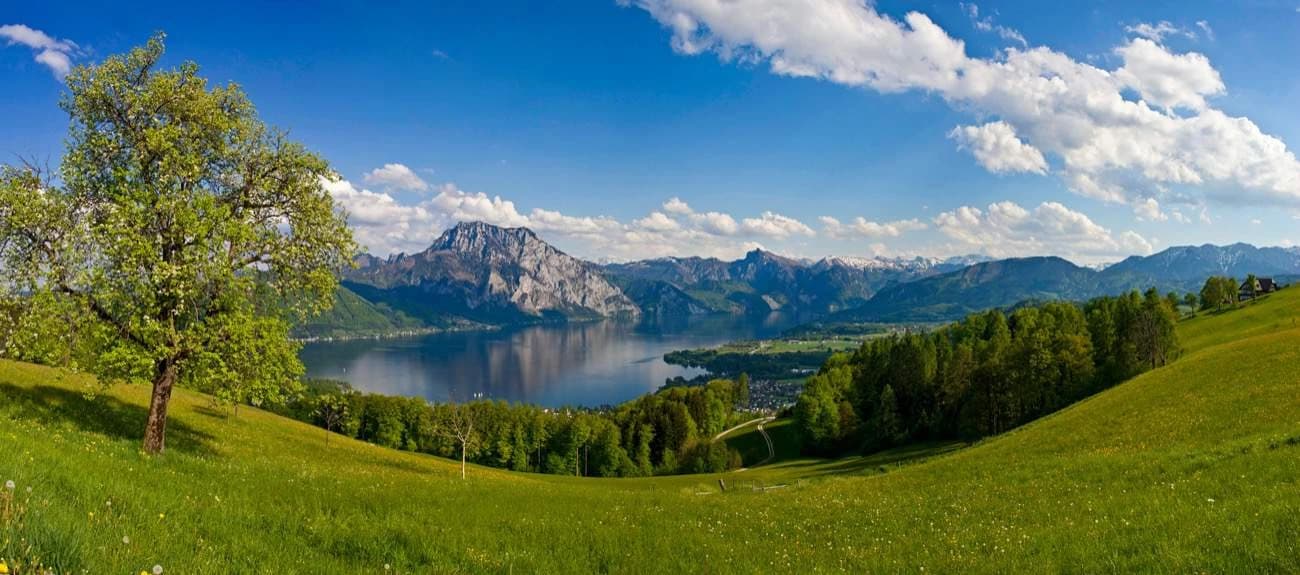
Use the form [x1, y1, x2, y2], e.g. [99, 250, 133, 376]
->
[298, 313, 798, 407]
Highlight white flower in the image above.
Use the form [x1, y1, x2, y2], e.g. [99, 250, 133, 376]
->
[4, 480, 14, 490]
[122, 535, 131, 545]
[153, 565, 164, 575]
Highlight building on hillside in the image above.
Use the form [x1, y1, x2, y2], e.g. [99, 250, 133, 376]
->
[1239, 277, 1278, 301]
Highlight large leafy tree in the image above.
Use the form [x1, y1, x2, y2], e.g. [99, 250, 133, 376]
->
[0, 35, 355, 454]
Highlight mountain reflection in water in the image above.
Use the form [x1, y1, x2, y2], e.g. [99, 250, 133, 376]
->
[299, 313, 797, 407]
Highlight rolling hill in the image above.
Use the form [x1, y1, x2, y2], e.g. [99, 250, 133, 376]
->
[2, 284, 1298, 572]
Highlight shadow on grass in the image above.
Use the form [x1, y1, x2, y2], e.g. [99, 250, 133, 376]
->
[0, 382, 218, 457]
[765, 441, 966, 479]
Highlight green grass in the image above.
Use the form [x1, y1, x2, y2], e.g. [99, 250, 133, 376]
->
[3, 289, 1300, 572]
[720, 417, 802, 467]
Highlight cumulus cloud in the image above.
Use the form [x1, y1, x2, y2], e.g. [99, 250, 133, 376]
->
[1133, 197, 1168, 222]
[662, 197, 694, 215]
[628, 1, 1300, 207]
[363, 163, 430, 192]
[948, 121, 1048, 174]
[820, 215, 927, 239]
[0, 24, 79, 78]
[932, 200, 1153, 263]
[1114, 38, 1224, 112]
[325, 168, 816, 260]
[741, 211, 816, 238]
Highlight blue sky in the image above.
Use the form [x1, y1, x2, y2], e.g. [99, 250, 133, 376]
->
[4, 1, 1300, 264]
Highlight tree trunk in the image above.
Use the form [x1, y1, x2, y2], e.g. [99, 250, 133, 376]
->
[143, 359, 178, 455]
[460, 441, 466, 480]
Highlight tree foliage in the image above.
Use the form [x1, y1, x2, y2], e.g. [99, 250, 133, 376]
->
[1199, 276, 1238, 311]
[794, 291, 1181, 454]
[0, 35, 355, 453]
[275, 378, 749, 477]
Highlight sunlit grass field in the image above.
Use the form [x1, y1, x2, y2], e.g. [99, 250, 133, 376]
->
[2, 289, 1300, 572]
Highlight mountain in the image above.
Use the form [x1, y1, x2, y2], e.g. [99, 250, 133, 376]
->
[835, 256, 1101, 322]
[331, 223, 1300, 330]
[1098, 243, 1300, 293]
[293, 284, 431, 339]
[832, 244, 1300, 323]
[602, 251, 980, 316]
[343, 222, 638, 325]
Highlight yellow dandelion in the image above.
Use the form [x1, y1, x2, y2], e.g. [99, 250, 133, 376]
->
[0, 560, 9, 575]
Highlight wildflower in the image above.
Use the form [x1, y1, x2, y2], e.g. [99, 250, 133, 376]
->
[153, 565, 164, 575]
[159, 513, 166, 520]
[3, 480, 13, 490]
[123, 535, 131, 544]
[0, 560, 9, 574]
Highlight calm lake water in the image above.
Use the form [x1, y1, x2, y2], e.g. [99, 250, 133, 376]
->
[299, 313, 798, 407]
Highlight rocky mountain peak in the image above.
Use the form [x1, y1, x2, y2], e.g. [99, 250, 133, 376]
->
[429, 221, 542, 260]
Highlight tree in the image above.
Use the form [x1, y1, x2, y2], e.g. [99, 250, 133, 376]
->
[440, 400, 479, 480]
[315, 394, 350, 445]
[1199, 276, 1236, 312]
[0, 36, 354, 454]
[1182, 292, 1198, 311]
[872, 384, 904, 447]
[793, 372, 842, 453]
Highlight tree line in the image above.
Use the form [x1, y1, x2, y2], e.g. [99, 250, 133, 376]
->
[794, 289, 1181, 455]
[272, 377, 751, 477]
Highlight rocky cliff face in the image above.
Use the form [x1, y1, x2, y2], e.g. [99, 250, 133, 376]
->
[346, 222, 639, 322]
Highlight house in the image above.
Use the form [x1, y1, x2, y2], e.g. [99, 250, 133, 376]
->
[1239, 277, 1278, 301]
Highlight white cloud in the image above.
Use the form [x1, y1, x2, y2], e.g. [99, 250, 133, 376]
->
[1125, 21, 1194, 42]
[363, 163, 430, 192]
[932, 200, 1153, 263]
[1195, 21, 1214, 41]
[325, 174, 814, 260]
[0, 24, 78, 79]
[663, 197, 693, 215]
[629, 1, 1300, 207]
[820, 215, 927, 238]
[1114, 38, 1224, 112]
[692, 211, 740, 235]
[961, 3, 1026, 47]
[948, 121, 1048, 174]
[633, 211, 681, 232]
[741, 211, 816, 238]
[1133, 197, 1168, 222]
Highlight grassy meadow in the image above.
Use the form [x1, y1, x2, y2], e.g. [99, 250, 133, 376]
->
[2, 289, 1300, 572]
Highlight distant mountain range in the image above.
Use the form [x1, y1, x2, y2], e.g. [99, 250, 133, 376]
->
[296, 222, 1300, 337]
[834, 243, 1300, 323]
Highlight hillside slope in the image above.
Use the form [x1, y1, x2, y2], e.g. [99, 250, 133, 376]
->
[2, 291, 1299, 572]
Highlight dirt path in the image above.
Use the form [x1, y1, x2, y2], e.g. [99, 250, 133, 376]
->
[713, 416, 770, 441]
[753, 418, 776, 466]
